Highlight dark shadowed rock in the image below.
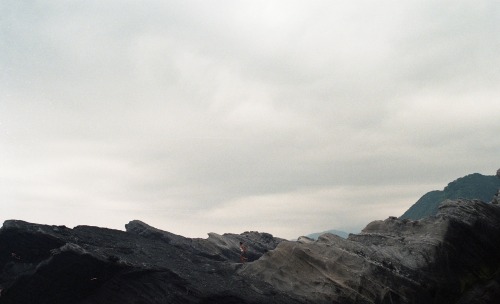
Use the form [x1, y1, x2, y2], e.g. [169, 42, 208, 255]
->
[1, 200, 500, 303]
[125, 220, 284, 262]
[0, 220, 292, 304]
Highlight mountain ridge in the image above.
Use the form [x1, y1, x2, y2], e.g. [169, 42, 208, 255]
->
[303, 229, 349, 240]
[400, 172, 500, 220]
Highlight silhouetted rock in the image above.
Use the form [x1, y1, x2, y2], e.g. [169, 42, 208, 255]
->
[1, 200, 500, 303]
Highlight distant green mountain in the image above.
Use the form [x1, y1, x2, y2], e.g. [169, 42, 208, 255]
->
[305, 229, 349, 240]
[401, 173, 500, 220]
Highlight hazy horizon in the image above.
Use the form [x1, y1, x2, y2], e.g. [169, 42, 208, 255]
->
[1, 1, 499, 239]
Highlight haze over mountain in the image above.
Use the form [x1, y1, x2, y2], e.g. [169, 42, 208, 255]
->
[303, 229, 350, 240]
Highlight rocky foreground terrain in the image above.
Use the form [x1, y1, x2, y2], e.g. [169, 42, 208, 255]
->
[1, 199, 500, 303]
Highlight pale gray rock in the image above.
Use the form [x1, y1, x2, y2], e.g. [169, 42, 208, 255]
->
[493, 189, 500, 204]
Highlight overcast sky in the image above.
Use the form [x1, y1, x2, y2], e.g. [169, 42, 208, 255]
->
[1, 1, 499, 239]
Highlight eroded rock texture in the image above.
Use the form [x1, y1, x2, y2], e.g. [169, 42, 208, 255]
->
[1, 200, 500, 303]
[245, 199, 500, 303]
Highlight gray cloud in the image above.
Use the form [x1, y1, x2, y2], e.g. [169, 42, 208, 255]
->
[1, 0, 499, 239]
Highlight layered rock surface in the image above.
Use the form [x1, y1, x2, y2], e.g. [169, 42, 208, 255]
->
[245, 199, 500, 303]
[1, 199, 500, 303]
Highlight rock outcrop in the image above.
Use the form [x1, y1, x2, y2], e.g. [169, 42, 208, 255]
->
[244, 199, 500, 303]
[0, 221, 290, 304]
[493, 190, 500, 205]
[494, 169, 500, 204]
[1, 200, 500, 303]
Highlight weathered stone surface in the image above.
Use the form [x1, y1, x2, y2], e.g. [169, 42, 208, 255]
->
[125, 220, 284, 262]
[1, 200, 500, 303]
[0, 220, 292, 304]
[242, 199, 500, 303]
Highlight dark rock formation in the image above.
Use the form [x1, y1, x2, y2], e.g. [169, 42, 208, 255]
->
[401, 173, 500, 220]
[1, 200, 500, 303]
[0, 221, 291, 304]
[124, 220, 282, 263]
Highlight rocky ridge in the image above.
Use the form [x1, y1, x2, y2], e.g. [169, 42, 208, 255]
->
[1, 199, 500, 303]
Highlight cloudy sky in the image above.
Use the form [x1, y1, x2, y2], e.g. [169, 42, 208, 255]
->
[1, 1, 499, 239]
